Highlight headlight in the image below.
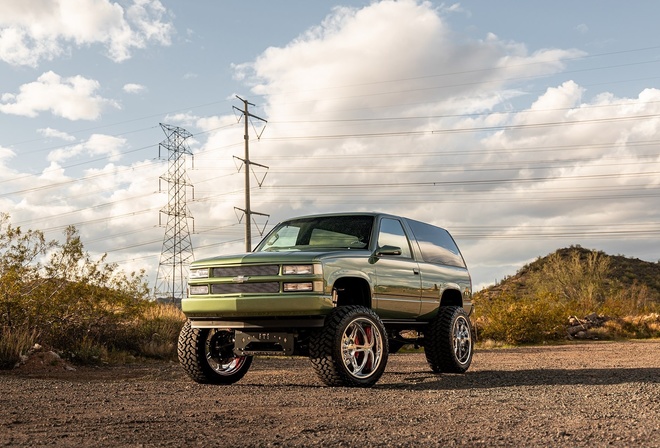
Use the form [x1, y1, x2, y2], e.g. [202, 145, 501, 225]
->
[283, 282, 313, 292]
[189, 268, 209, 279]
[283, 281, 324, 292]
[189, 285, 209, 295]
[282, 264, 321, 275]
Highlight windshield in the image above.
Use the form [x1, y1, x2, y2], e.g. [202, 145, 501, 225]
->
[255, 215, 374, 252]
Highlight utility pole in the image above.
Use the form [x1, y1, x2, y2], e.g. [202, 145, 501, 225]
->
[154, 123, 195, 305]
[233, 96, 269, 252]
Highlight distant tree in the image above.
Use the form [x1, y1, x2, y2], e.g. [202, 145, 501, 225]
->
[0, 213, 54, 330]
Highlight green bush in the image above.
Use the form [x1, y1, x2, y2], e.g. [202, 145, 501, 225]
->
[0, 214, 185, 367]
[476, 292, 567, 344]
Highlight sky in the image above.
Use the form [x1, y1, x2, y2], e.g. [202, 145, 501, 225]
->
[1, 0, 660, 293]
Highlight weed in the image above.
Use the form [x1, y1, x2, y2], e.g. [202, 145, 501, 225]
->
[0, 326, 38, 368]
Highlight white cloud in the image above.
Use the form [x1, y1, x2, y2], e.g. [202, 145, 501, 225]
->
[0, 144, 15, 165]
[441, 2, 470, 17]
[3, 1, 659, 293]
[0, 71, 119, 120]
[163, 112, 198, 124]
[38, 127, 76, 142]
[238, 2, 582, 121]
[220, 0, 660, 289]
[48, 134, 127, 163]
[123, 83, 147, 94]
[0, 0, 173, 67]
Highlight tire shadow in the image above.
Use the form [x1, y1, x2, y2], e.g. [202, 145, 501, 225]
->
[379, 367, 660, 390]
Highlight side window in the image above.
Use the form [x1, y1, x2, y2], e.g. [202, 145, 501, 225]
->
[377, 218, 412, 258]
[406, 219, 465, 268]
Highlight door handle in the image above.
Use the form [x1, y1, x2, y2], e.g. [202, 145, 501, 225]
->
[413, 268, 420, 275]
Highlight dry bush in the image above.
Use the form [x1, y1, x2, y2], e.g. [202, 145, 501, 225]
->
[131, 303, 186, 360]
[602, 283, 658, 317]
[65, 335, 109, 365]
[0, 217, 161, 366]
[475, 292, 567, 344]
[526, 249, 611, 308]
[0, 326, 38, 368]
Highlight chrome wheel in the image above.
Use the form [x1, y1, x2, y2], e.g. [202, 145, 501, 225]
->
[205, 329, 249, 376]
[424, 306, 474, 373]
[309, 306, 389, 387]
[453, 315, 472, 366]
[178, 321, 253, 384]
[341, 317, 384, 379]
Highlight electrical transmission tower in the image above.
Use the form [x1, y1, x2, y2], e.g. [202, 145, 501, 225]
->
[233, 96, 269, 252]
[154, 123, 195, 304]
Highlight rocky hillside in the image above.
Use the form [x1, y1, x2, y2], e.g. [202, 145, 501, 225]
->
[476, 245, 660, 303]
[472, 246, 660, 342]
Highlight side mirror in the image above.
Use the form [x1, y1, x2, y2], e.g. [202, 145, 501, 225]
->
[375, 245, 402, 256]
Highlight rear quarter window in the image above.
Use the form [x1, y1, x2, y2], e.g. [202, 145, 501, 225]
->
[406, 219, 465, 268]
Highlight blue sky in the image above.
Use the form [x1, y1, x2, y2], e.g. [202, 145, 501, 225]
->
[1, 0, 660, 292]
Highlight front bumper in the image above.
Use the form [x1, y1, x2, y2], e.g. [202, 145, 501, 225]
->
[182, 293, 335, 319]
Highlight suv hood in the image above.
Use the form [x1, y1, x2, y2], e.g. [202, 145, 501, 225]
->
[192, 249, 370, 266]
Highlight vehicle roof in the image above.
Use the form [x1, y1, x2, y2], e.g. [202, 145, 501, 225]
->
[279, 212, 448, 231]
[281, 211, 400, 220]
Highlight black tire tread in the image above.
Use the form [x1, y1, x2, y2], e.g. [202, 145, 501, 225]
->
[177, 320, 210, 383]
[309, 306, 388, 387]
[177, 320, 252, 385]
[424, 306, 473, 374]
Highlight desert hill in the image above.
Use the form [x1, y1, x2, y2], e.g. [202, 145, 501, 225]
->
[472, 245, 660, 343]
[476, 245, 660, 303]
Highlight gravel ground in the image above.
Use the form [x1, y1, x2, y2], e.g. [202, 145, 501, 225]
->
[1, 340, 659, 447]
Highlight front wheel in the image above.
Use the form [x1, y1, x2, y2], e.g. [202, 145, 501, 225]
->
[309, 306, 388, 387]
[178, 320, 252, 384]
[424, 306, 473, 373]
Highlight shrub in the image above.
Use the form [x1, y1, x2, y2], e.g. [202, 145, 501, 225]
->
[0, 216, 174, 367]
[476, 292, 566, 344]
[0, 326, 38, 368]
[66, 335, 109, 365]
[129, 303, 186, 360]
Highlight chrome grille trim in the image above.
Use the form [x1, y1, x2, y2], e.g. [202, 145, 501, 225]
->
[212, 265, 279, 278]
[211, 282, 280, 294]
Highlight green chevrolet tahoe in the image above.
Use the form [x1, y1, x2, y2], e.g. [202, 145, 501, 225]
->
[178, 212, 473, 387]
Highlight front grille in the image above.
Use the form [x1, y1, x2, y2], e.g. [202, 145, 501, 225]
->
[212, 265, 279, 277]
[211, 282, 280, 294]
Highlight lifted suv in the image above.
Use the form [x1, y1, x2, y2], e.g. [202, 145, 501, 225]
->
[179, 212, 473, 387]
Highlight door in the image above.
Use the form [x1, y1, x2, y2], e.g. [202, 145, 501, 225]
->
[373, 218, 421, 318]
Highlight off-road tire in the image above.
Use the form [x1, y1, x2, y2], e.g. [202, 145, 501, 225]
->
[178, 320, 252, 384]
[309, 306, 388, 387]
[424, 306, 473, 373]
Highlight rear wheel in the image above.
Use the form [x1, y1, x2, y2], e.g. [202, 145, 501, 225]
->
[309, 306, 388, 387]
[178, 320, 252, 384]
[424, 306, 473, 373]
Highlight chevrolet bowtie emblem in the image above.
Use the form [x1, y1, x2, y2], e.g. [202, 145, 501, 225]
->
[233, 275, 249, 283]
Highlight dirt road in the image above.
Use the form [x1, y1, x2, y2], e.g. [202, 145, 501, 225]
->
[1, 340, 659, 447]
